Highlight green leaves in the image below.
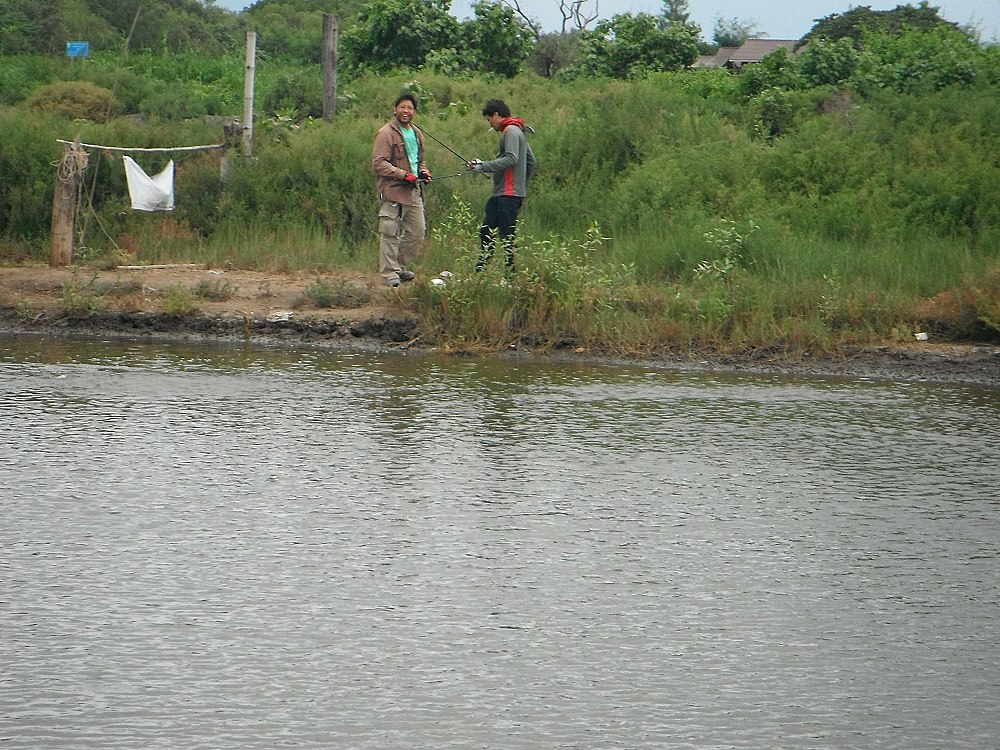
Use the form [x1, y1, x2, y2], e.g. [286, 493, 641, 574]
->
[567, 13, 701, 79]
[461, 0, 534, 78]
[342, 0, 460, 73]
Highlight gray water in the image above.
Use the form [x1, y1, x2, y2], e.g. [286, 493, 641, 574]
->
[2, 334, 999, 749]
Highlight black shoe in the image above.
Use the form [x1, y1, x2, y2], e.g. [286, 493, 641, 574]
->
[398, 270, 416, 282]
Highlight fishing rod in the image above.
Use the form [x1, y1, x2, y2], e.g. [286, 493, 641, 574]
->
[417, 126, 471, 164]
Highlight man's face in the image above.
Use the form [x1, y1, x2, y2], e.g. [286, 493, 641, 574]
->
[395, 99, 415, 126]
[486, 112, 505, 131]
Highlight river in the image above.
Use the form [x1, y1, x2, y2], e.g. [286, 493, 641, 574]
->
[2, 334, 998, 749]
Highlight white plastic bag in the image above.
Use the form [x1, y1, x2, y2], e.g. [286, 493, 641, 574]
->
[123, 156, 175, 211]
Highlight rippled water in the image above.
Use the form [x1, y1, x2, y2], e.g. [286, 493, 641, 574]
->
[2, 334, 999, 749]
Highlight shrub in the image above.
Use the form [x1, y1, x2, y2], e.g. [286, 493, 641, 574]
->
[296, 277, 372, 308]
[193, 279, 238, 301]
[24, 81, 114, 122]
[0, 106, 64, 245]
[163, 286, 200, 316]
[260, 69, 323, 119]
[0, 55, 58, 105]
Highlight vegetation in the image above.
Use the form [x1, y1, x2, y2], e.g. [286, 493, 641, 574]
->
[0, 0, 998, 356]
[297, 276, 372, 308]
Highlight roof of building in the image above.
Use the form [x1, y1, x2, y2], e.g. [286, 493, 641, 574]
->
[693, 46, 738, 68]
[727, 39, 801, 64]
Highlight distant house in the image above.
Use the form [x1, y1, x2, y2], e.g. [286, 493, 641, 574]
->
[694, 46, 738, 68]
[693, 39, 802, 69]
[725, 39, 801, 69]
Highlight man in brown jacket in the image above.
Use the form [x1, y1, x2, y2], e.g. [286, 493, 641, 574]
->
[371, 93, 432, 287]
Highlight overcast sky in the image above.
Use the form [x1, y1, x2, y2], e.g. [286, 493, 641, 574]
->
[214, 0, 999, 42]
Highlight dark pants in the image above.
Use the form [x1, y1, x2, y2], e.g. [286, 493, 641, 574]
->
[477, 195, 523, 271]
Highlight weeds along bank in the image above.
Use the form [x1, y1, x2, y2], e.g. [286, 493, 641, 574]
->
[1, 63, 999, 354]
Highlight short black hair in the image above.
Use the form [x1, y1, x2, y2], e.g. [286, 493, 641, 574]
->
[481, 99, 510, 118]
[394, 92, 418, 110]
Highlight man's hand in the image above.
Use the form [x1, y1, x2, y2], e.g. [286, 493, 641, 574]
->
[418, 169, 433, 183]
[403, 173, 418, 184]
[466, 159, 483, 172]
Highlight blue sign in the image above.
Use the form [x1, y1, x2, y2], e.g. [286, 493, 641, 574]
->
[66, 42, 89, 58]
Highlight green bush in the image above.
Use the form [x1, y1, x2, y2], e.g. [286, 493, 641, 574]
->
[0, 55, 58, 105]
[216, 120, 374, 245]
[24, 81, 114, 122]
[297, 277, 372, 308]
[260, 69, 324, 119]
[0, 107, 62, 244]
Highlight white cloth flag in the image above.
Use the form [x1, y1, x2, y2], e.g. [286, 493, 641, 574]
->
[123, 156, 175, 211]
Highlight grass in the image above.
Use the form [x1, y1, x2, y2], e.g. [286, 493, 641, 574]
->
[40, 202, 1000, 354]
[57, 272, 147, 315]
[5, 69, 999, 355]
[162, 286, 200, 316]
[405, 211, 1000, 356]
[295, 277, 372, 309]
[192, 279, 238, 301]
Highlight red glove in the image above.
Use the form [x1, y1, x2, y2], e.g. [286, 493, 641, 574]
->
[403, 173, 418, 184]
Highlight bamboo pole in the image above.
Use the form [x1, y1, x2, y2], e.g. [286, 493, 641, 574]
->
[243, 31, 257, 157]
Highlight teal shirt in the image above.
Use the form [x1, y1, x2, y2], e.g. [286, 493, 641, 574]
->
[401, 126, 419, 174]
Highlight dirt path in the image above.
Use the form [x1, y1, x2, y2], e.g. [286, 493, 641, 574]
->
[0, 264, 397, 323]
[2, 264, 998, 386]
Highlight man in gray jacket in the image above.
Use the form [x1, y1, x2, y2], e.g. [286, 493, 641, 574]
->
[372, 93, 432, 287]
[467, 99, 535, 272]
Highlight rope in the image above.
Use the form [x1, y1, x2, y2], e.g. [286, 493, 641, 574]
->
[55, 139, 226, 153]
[54, 143, 88, 200]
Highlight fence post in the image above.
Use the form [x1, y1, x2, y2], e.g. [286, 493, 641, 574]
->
[243, 31, 256, 157]
[221, 121, 243, 183]
[322, 14, 339, 122]
[50, 141, 85, 267]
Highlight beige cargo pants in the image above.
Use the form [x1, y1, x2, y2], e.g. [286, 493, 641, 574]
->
[378, 191, 425, 282]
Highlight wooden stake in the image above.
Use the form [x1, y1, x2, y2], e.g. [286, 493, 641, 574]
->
[50, 142, 81, 267]
[322, 14, 339, 122]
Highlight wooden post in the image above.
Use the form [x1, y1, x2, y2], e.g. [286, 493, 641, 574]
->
[322, 14, 339, 122]
[50, 142, 83, 267]
[221, 120, 243, 183]
[243, 31, 257, 157]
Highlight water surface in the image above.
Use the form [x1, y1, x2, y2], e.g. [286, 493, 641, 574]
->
[2, 334, 999, 748]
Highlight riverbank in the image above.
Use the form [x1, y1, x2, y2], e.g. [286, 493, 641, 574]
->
[2, 263, 998, 386]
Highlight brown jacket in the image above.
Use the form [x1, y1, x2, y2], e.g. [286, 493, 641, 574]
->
[372, 119, 427, 205]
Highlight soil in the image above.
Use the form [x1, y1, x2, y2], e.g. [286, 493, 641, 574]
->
[2, 263, 998, 387]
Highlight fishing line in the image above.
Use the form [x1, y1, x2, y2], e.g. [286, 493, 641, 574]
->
[417, 126, 471, 164]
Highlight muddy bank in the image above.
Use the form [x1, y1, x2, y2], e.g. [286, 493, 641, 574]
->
[3, 306, 998, 387]
[1, 263, 997, 386]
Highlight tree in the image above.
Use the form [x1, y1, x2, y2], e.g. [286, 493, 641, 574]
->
[713, 17, 757, 48]
[568, 12, 700, 79]
[804, 2, 955, 46]
[0, 0, 240, 55]
[796, 36, 859, 87]
[244, 0, 347, 63]
[529, 30, 582, 78]
[502, 0, 598, 35]
[850, 23, 983, 95]
[659, 0, 689, 27]
[462, 1, 535, 78]
[88, 0, 240, 54]
[340, 0, 460, 73]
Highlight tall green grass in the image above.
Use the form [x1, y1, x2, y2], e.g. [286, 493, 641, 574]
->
[2, 67, 998, 352]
